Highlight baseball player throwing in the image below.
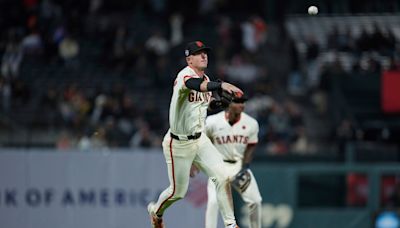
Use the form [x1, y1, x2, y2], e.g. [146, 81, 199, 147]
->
[204, 96, 263, 228]
[147, 41, 242, 228]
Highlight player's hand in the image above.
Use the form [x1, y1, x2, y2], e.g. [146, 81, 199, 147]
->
[221, 82, 243, 98]
[190, 164, 199, 178]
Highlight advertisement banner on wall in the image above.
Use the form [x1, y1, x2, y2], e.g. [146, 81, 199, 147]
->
[0, 150, 210, 228]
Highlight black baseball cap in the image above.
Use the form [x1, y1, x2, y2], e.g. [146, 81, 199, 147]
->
[184, 41, 211, 57]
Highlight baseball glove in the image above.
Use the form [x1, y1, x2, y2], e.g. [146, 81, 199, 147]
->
[209, 89, 234, 110]
[231, 168, 251, 193]
[218, 89, 235, 105]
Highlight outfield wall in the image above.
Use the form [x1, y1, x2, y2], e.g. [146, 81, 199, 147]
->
[236, 163, 400, 228]
[0, 149, 210, 228]
[1, 149, 399, 228]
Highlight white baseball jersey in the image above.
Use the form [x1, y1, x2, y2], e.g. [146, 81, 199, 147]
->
[169, 66, 212, 136]
[205, 111, 262, 228]
[205, 111, 259, 161]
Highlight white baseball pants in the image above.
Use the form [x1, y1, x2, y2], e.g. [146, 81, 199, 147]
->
[206, 161, 262, 228]
[151, 132, 237, 226]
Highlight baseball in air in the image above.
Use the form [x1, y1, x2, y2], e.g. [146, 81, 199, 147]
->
[308, 6, 318, 15]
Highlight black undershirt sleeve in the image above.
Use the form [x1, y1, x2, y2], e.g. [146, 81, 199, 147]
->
[185, 78, 203, 91]
[185, 78, 222, 92]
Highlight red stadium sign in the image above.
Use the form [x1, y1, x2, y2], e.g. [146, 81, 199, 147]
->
[381, 71, 400, 113]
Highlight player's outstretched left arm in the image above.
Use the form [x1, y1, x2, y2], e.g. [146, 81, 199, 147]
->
[185, 78, 243, 95]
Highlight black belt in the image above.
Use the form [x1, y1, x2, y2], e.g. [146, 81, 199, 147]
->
[223, 160, 237, 164]
[170, 132, 201, 140]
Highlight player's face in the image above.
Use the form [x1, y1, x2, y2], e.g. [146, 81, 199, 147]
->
[187, 50, 208, 70]
[229, 102, 245, 115]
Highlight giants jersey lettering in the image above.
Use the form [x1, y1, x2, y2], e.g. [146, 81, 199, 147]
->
[169, 66, 212, 135]
[205, 111, 259, 161]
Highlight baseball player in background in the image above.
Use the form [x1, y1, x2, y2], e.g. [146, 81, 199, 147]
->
[204, 96, 263, 228]
[147, 41, 243, 228]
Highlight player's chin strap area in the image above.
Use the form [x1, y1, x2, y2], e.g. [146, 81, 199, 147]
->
[170, 132, 201, 141]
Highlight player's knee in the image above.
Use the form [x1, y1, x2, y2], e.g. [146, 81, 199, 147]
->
[248, 194, 263, 205]
[248, 202, 262, 211]
[215, 172, 230, 184]
[213, 178, 228, 189]
[209, 173, 230, 191]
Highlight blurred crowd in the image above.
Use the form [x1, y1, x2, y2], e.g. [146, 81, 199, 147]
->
[286, 15, 400, 152]
[0, 0, 307, 154]
[300, 23, 399, 93]
[0, 0, 399, 157]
